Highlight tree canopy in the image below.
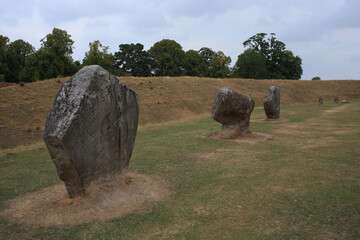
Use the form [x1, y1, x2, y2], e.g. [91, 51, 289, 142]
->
[210, 51, 231, 78]
[82, 40, 115, 74]
[184, 50, 204, 77]
[114, 43, 154, 77]
[0, 31, 303, 82]
[20, 28, 77, 82]
[148, 39, 186, 76]
[0, 35, 10, 82]
[234, 33, 302, 79]
[233, 48, 267, 79]
[6, 40, 35, 83]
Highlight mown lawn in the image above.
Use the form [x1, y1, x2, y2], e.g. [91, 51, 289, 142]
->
[1, 101, 359, 239]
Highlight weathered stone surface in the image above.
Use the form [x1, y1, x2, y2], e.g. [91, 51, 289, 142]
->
[263, 86, 280, 119]
[334, 95, 339, 104]
[43, 65, 139, 198]
[318, 94, 323, 106]
[212, 87, 255, 138]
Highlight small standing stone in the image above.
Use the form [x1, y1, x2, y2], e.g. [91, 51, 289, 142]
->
[318, 95, 323, 107]
[212, 87, 255, 139]
[263, 86, 280, 119]
[334, 95, 339, 104]
[43, 65, 139, 198]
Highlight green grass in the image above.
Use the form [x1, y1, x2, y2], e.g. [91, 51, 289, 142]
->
[1, 101, 360, 239]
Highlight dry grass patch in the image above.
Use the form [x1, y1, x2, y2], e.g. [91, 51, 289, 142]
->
[1, 172, 169, 227]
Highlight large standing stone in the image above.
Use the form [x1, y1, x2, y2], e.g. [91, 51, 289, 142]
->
[318, 94, 323, 106]
[212, 87, 255, 139]
[43, 65, 139, 198]
[334, 95, 339, 104]
[263, 86, 280, 119]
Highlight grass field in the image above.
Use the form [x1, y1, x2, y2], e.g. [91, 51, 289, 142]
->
[1, 100, 359, 239]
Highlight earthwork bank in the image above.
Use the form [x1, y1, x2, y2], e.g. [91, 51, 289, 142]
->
[1, 77, 360, 149]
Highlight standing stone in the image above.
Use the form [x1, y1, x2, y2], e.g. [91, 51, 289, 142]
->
[334, 95, 339, 104]
[212, 87, 255, 139]
[318, 94, 323, 106]
[43, 65, 139, 198]
[263, 86, 280, 119]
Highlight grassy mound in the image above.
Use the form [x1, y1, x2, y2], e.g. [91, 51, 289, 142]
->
[1, 76, 360, 149]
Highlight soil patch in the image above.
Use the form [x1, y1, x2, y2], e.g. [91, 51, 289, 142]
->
[1, 172, 169, 227]
[206, 132, 270, 144]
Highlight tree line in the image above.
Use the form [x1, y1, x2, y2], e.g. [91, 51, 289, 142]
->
[0, 28, 302, 83]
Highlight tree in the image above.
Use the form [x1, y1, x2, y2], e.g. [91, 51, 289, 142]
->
[148, 39, 186, 76]
[39, 28, 75, 79]
[237, 33, 302, 79]
[198, 47, 215, 77]
[312, 76, 321, 80]
[233, 48, 268, 79]
[196, 47, 231, 78]
[20, 28, 76, 82]
[41, 28, 74, 58]
[184, 50, 205, 76]
[6, 39, 34, 83]
[114, 43, 153, 77]
[0, 35, 9, 82]
[243, 33, 270, 55]
[280, 50, 302, 80]
[210, 51, 231, 78]
[19, 50, 41, 82]
[82, 40, 116, 74]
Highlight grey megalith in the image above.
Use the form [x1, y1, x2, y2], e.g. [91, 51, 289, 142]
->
[263, 86, 280, 119]
[43, 65, 139, 198]
[212, 87, 255, 138]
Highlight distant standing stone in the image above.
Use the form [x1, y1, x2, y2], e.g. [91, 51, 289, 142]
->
[212, 87, 255, 139]
[318, 95, 323, 106]
[43, 65, 139, 198]
[334, 95, 339, 104]
[263, 86, 280, 119]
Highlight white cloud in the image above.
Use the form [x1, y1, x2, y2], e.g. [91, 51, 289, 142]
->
[1, 0, 359, 79]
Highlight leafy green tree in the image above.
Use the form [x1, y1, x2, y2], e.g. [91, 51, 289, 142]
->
[233, 48, 268, 79]
[41, 28, 74, 58]
[279, 50, 302, 80]
[19, 50, 41, 82]
[198, 47, 215, 77]
[20, 28, 76, 82]
[312, 76, 321, 80]
[196, 48, 231, 78]
[114, 43, 153, 77]
[6, 40, 34, 83]
[243, 33, 270, 56]
[82, 40, 116, 74]
[184, 50, 205, 76]
[40, 27, 75, 79]
[210, 51, 232, 78]
[238, 33, 302, 79]
[148, 39, 186, 76]
[0, 35, 10, 82]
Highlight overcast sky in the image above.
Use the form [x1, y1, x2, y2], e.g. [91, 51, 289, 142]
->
[1, 0, 359, 80]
